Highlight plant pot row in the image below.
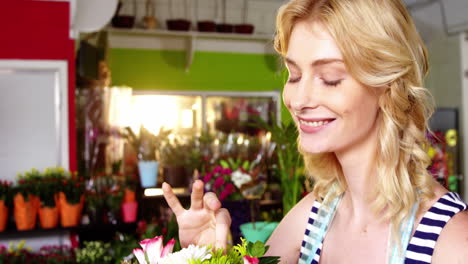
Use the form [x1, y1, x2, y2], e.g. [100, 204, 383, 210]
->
[0, 191, 139, 232]
[112, 17, 255, 34]
[0, 193, 84, 232]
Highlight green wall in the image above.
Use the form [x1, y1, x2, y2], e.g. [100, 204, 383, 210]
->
[109, 49, 292, 122]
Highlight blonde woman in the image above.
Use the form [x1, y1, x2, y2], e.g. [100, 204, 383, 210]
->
[162, 0, 468, 263]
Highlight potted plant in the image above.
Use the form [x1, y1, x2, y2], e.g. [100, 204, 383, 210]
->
[124, 126, 171, 188]
[86, 192, 106, 224]
[14, 169, 42, 230]
[160, 137, 192, 188]
[58, 170, 85, 227]
[37, 167, 63, 229]
[0, 181, 12, 232]
[121, 174, 138, 223]
[105, 187, 124, 225]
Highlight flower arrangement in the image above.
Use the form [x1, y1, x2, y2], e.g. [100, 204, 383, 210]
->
[59, 171, 85, 205]
[201, 165, 240, 201]
[37, 245, 76, 264]
[202, 157, 266, 201]
[131, 236, 280, 264]
[15, 168, 42, 201]
[38, 167, 64, 208]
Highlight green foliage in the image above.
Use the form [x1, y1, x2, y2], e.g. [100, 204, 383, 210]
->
[112, 233, 139, 264]
[0, 181, 13, 207]
[251, 115, 307, 215]
[189, 248, 242, 264]
[247, 241, 269, 258]
[75, 241, 113, 264]
[38, 167, 66, 208]
[233, 237, 248, 256]
[160, 137, 189, 168]
[123, 126, 171, 161]
[60, 175, 85, 205]
[15, 168, 42, 201]
[220, 157, 253, 172]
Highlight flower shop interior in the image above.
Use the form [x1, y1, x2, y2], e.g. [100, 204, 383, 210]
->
[0, 0, 468, 263]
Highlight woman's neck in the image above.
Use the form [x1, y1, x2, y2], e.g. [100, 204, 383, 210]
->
[335, 126, 380, 222]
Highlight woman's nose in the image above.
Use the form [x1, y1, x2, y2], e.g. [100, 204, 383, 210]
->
[290, 78, 318, 112]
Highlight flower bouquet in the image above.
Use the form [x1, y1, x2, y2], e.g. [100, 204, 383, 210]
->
[131, 235, 280, 264]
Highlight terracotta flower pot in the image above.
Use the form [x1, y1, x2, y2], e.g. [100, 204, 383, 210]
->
[234, 24, 254, 34]
[13, 194, 37, 231]
[197, 21, 217, 32]
[121, 202, 138, 223]
[0, 200, 8, 232]
[166, 19, 191, 31]
[124, 189, 136, 203]
[216, 23, 233, 33]
[39, 206, 59, 229]
[58, 192, 84, 227]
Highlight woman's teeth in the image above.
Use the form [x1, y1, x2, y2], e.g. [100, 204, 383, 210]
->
[299, 119, 330, 127]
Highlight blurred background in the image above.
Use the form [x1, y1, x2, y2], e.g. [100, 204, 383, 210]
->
[0, 0, 467, 262]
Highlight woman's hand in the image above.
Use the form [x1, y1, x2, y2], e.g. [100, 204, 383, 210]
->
[162, 180, 232, 249]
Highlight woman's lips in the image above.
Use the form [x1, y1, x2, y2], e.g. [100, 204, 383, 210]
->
[297, 118, 335, 133]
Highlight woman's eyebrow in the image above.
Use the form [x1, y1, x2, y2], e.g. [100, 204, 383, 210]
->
[284, 57, 344, 68]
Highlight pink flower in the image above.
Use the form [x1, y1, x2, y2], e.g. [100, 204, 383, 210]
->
[203, 172, 213, 183]
[214, 177, 225, 189]
[224, 183, 235, 193]
[222, 168, 232, 175]
[219, 190, 229, 200]
[133, 236, 175, 264]
[243, 256, 259, 264]
[213, 166, 223, 173]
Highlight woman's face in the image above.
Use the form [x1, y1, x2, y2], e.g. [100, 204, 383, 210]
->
[283, 20, 381, 154]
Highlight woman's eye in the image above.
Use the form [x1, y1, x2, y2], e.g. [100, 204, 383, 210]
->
[288, 76, 301, 83]
[323, 79, 342, 87]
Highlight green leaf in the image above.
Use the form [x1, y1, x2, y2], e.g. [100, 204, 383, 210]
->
[242, 160, 250, 171]
[259, 256, 281, 264]
[220, 160, 230, 169]
[247, 241, 266, 258]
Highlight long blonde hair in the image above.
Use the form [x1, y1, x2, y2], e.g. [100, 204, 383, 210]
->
[274, 0, 435, 240]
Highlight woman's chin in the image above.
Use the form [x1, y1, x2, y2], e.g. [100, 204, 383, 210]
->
[299, 140, 331, 154]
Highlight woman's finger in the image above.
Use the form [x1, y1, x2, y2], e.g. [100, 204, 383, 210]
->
[203, 192, 221, 211]
[190, 180, 204, 210]
[214, 208, 231, 250]
[162, 182, 184, 216]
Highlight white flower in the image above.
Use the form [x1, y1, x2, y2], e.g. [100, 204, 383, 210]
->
[133, 236, 175, 264]
[159, 245, 212, 264]
[231, 169, 252, 188]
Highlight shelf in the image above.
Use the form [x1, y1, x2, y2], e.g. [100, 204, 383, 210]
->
[106, 27, 276, 72]
[0, 222, 137, 239]
[107, 28, 274, 41]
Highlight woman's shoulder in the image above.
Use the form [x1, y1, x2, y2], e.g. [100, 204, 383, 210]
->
[265, 192, 317, 263]
[423, 184, 468, 264]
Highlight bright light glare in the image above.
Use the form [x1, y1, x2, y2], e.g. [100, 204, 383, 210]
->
[129, 95, 178, 135]
[181, 109, 193, 128]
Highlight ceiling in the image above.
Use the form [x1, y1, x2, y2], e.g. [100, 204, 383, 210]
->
[404, 0, 468, 42]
